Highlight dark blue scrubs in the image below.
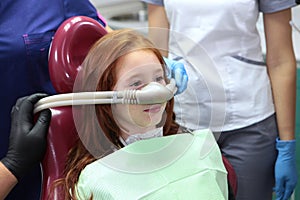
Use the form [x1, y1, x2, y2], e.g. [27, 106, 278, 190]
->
[0, 0, 105, 199]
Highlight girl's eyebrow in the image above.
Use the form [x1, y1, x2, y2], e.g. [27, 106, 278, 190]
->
[123, 73, 142, 81]
[154, 67, 164, 73]
[121, 64, 164, 81]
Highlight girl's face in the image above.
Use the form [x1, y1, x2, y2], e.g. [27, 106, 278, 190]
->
[111, 50, 166, 139]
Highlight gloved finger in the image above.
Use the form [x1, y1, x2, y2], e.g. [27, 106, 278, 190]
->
[282, 188, 294, 200]
[29, 109, 52, 138]
[173, 67, 183, 87]
[282, 179, 297, 200]
[18, 93, 49, 124]
[10, 93, 49, 135]
[26, 93, 49, 106]
[176, 74, 188, 95]
[173, 64, 188, 94]
[274, 180, 285, 200]
[10, 97, 26, 130]
[162, 57, 173, 78]
[10, 96, 27, 117]
[275, 192, 284, 200]
[166, 65, 172, 80]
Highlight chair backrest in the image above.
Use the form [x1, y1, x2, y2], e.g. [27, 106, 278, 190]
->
[40, 16, 107, 200]
[222, 155, 238, 197]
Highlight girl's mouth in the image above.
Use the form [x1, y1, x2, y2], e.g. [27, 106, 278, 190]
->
[144, 105, 162, 113]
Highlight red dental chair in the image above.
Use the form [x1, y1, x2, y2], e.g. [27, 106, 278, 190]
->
[40, 16, 237, 200]
[40, 16, 107, 200]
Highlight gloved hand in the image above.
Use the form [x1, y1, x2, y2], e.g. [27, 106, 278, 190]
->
[1, 93, 51, 180]
[274, 138, 298, 200]
[163, 57, 188, 95]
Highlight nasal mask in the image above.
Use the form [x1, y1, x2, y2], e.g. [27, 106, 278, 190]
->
[33, 79, 177, 113]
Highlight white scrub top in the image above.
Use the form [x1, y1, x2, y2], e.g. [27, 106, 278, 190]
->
[143, 0, 296, 131]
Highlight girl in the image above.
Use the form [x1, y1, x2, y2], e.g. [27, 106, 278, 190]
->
[53, 29, 228, 200]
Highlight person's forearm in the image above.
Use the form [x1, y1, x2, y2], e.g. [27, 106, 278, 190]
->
[268, 61, 296, 140]
[147, 4, 169, 57]
[0, 162, 17, 199]
[264, 9, 296, 140]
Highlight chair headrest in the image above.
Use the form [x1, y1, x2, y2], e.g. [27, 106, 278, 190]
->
[49, 16, 107, 93]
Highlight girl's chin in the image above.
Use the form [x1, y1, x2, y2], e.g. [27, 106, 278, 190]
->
[136, 119, 162, 128]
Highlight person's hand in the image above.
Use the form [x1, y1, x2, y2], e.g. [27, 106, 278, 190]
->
[163, 57, 188, 95]
[1, 93, 51, 180]
[274, 138, 298, 200]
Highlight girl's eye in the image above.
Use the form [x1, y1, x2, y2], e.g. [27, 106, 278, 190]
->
[129, 80, 143, 87]
[155, 76, 164, 83]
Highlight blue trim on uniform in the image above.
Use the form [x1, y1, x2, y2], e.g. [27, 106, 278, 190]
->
[231, 55, 266, 66]
[259, 0, 296, 13]
[141, 0, 164, 6]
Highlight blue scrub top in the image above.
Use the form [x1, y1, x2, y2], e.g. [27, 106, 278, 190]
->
[0, 0, 104, 199]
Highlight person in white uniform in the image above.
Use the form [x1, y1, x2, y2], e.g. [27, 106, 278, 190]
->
[142, 0, 298, 200]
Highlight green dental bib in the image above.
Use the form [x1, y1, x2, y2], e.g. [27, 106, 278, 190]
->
[76, 129, 228, 200]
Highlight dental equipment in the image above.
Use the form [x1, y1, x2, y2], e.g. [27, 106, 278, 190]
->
[33, 79, 177, 114]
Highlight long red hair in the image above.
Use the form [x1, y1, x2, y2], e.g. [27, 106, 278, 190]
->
[52, 29, 178, 200]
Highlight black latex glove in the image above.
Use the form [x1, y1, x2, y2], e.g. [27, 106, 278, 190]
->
[1, 93, 51, 180]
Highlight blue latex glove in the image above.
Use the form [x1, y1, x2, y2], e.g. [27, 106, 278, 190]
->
[274, 138, 298, 200]
[163, 57, 188, 95]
